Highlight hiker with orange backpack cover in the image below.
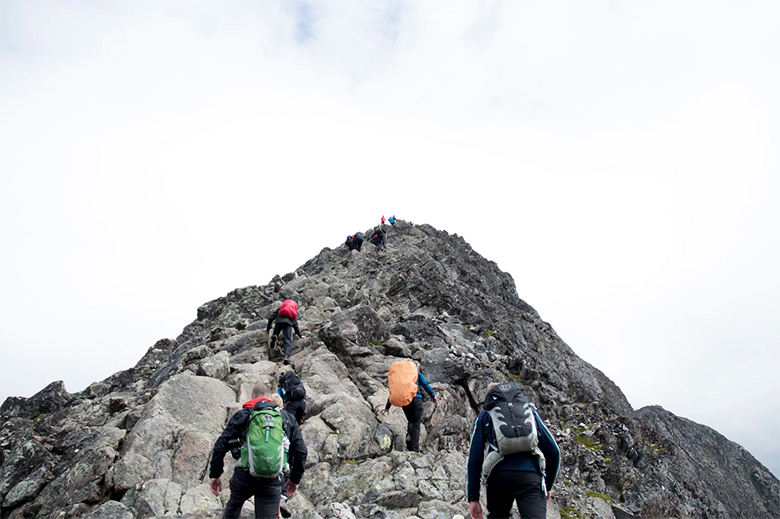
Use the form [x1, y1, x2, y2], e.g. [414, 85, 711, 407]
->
[381, 361, 436, 452]
[267, 299, 306, 361]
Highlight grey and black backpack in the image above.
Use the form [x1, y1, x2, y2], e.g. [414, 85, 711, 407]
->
[481, 382, 545, 480]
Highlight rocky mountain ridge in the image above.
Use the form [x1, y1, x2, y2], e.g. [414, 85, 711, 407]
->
[1, 221, 778, 519]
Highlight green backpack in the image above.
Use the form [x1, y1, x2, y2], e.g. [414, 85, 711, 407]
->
[240, 407, 288, 478]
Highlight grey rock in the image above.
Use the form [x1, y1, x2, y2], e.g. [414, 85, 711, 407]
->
[198, 351, 230, 381]
[0, 438, 54, 505]
[85, 500, 134, 519]
[112, 452, 155, 493]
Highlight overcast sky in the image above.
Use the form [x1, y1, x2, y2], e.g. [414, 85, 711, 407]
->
[1, 1, 777, 477]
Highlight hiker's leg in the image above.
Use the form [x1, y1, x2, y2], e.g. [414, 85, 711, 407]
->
[223, 469, 254, 519]
[402, 398, 424, 452]
[252, 476, 283, 519]
[282, 325, 293, 357]
[285, 399, 306, 425]
[513, 471, 546, 519]
[484, 469, 517, 519]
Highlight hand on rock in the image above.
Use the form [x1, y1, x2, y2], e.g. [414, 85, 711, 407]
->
[380, 408, 389, 415]
[209, 477, 222, 497]
[283, 480, 298, 497]
[469, 501, 482, 519]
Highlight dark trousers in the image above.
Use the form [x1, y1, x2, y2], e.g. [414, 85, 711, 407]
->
[402, 397, 424, 452]
[285, 399, 306, 425]
[271, 323, 294, 357]
[223, 467, 283, 519]
[485, 469, 546, 519]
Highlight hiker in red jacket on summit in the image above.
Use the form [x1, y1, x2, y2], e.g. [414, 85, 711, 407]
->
[267, 299, 305, 361]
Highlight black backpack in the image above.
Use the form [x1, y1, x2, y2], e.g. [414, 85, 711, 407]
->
[280, 371, 306, 401]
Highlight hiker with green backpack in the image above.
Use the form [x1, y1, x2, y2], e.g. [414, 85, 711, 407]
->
[209, 382, 308, 519]
[466, 382, 560, 519]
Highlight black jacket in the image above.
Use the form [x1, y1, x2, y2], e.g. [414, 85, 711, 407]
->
[266, 309, 302, 337]
[209, 400, 308, 484]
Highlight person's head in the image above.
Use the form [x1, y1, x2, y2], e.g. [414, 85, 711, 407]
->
[271, 394, 284, 407]
[251, 382, 272, 399]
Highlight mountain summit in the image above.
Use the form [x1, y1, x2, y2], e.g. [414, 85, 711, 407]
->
[1, 222, 778, 519]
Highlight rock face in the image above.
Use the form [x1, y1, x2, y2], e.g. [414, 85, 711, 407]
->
[1, 221, 778, 519]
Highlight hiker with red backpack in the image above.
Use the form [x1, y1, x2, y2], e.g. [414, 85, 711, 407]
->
[209, 382, 308, 519]
[267, 299, 305, 362]
[466, 382, 560, 519]
[278, 371, 307, 425]
[380, 360, 436, 452]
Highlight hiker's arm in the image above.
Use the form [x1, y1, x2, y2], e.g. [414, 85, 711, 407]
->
[293, 320, 303, 338]
[266, 310, 278, 332]
[534, 409, 561, 491]
[209, 411, 247, 479]
[466, 415, 485, 502]
[287, 422, 308, 485]
[418, 373, 435, 400]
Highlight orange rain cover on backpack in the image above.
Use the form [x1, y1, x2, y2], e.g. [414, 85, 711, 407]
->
[388, 361, 418, 407]
[278, 300, 298, 319]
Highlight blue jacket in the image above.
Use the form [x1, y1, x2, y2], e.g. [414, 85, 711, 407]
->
[385, 373, 435, 410]
[466, 406, 560, 502]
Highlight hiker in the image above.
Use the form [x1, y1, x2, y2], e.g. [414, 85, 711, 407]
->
[466, 382, 560, 519]
[381, 215, 386, 226]
[388, 215, 396, 226]
[369, 227, 386, 251]
[380, 360, 436, 452]
[278, 371, 307, 425]
[209, 382, 308, 519]
[348, 232, 363, 252]
[267, 299, 305, 361]
[345, 235, 353, 248]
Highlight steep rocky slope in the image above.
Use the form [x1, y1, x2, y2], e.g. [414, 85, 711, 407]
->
[1, 222, 777, 519]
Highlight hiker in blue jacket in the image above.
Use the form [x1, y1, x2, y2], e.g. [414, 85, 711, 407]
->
[466, 382, 560, 519]
[380, 371, 436, 452]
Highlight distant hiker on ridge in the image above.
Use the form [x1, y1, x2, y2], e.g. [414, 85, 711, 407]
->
[267, 299, 305, 362]
[209, 382, 308, 519]
[388, 215, 396, 226]
[466, 382, 560, 519]
[381, 215, 386, 226]
[381, 360, 436, 452]
[347, 232, 363, 252]
[278, 370, 307, 425]
[369, 227, 386, 251]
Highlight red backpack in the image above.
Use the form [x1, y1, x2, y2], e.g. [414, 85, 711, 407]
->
[278, 299, 298, 319]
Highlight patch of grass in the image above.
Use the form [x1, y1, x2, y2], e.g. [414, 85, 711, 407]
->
[575, 434, 602, 451]
[571, 425, 602, 451]
[603, 455, 613, 463]
[486, 329, 496, 336]
[560, 507, 585, 519]
[650, 442, 668, 453]
[369, 340, 387, 347]
[32, 413, 49, 423]
[586, 490, 613, 502]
